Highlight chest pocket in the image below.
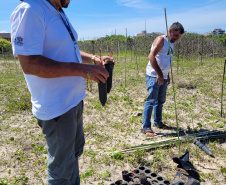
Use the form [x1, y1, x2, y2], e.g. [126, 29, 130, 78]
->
[45, 19, 72, 47]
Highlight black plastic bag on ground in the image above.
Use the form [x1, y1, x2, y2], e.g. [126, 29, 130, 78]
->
[172, 150, 200, 185]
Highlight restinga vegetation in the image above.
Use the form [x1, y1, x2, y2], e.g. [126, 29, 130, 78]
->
[0, 39, 12, 53]
[78, 34, 226, 59]
[0, 30, 226, 184]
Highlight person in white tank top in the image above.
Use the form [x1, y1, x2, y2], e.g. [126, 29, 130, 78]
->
[142, 22, 184, 137]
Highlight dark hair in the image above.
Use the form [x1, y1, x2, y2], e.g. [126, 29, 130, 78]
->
[170, 22, 184, 34]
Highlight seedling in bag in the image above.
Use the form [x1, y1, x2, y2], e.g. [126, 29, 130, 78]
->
[105, 41, 114, 93]
[95, 40, 107, 106]
[94, 40, 114, 106]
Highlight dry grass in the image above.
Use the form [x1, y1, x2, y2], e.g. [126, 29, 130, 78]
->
[0, 55, 225, 185]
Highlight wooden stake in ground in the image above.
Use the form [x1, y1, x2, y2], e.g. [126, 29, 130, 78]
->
[164, 7, 180, 152]
[221, 57, 226, 117]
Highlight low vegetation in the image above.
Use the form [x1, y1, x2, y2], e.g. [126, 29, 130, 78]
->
[0, 46, 226, 184]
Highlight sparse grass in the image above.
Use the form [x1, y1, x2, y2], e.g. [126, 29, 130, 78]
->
[0, 55, 225, 184]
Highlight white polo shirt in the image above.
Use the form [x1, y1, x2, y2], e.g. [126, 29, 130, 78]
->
[10, 0, 86, 120]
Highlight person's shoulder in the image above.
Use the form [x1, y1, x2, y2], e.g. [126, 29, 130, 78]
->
[157, 35, 164, 40]
[12, 0, 45, 20]
[155, 36, 164, 45]
[18, 0, 42, 8]
[16, 0, 44, 14]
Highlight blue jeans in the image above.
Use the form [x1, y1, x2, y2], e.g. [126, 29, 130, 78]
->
[143, 75, 168, 130]
[37, 101, 85, 185]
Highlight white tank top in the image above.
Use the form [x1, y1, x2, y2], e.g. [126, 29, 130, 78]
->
[146, 35, 174, 79]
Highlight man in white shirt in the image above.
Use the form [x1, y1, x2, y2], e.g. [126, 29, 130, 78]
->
[11, 0, 112, 184]
[142, 22, 184, 137]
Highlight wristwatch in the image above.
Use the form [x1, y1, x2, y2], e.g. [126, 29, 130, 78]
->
[91, 55, 96, 64]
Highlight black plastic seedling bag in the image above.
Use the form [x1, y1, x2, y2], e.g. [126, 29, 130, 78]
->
[98, 82, 107, 106]
[105, 59, 114, 93]
[98, 59, 114, 106]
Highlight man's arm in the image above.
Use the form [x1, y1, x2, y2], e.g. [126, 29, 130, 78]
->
[80, 50, 113, 66]
[18, 55, 109, 83]
[148, 36, 164, 85]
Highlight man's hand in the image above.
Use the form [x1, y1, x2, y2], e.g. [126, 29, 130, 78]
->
[94, 56, 114, 66]
[80, 51, 114, 66]
[156, 75, 164, 85]
[83, 64, 109, 83]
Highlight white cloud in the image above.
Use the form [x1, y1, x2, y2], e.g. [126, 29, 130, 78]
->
[166, 5, 226, 33]
[75, 0, 226, 40]
[116, 0, 156, 9]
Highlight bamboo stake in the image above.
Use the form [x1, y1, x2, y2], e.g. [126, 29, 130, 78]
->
[201, 35, 203, 65]
[135, 55, 139, 77]
[118, 41, 120, 61]
[177, 41, 180, 73]
[14, 57, 20, 86]
[125, 28, 127, 89]
[221, 57, 226, 117]
[164, 7, 180, 152]
[113, 129, 226, 154]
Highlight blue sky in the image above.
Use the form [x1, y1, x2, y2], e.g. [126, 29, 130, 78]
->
[1, 0, 226, 40]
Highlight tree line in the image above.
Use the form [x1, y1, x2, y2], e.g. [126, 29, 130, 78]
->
[78, 33, 226, 58]
[1, 33, 225, 58]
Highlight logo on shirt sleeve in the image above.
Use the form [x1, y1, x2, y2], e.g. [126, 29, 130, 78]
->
[14, 36, 23, 46]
